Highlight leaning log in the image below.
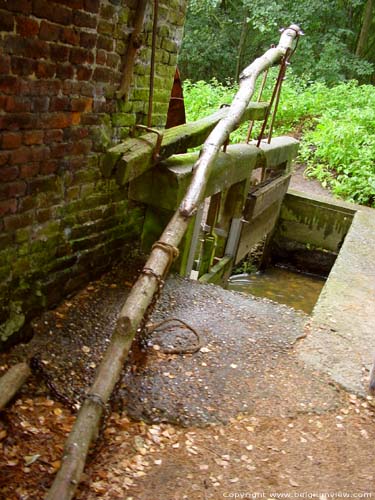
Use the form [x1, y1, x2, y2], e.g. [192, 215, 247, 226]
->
[0, 362, 31, 410]
[47, 25, 301, 500]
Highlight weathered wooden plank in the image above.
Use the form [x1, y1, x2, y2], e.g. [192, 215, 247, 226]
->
[244, 173, 291, 220]
[101, 102, 269, 184]
[236, 200, 282, 264]
[129, 143, 262, 211]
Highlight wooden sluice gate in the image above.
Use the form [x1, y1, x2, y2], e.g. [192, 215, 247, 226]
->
[128, 135, 299, 283]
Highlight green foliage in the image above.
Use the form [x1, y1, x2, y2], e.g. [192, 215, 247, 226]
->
[179, 0, 374, 85]
[183, 77, 375, 207]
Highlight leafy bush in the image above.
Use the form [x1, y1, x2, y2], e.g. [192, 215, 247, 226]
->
[183, 77, 375, 207]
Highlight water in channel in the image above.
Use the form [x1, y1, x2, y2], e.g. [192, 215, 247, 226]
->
[227, 266, 326, 314]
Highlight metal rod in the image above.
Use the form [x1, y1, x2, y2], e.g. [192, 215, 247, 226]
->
[246, 68, 269, 143]
[256, 60, 285, 148]
[147, 0, 159, 127]
[267, 55, 290, 144]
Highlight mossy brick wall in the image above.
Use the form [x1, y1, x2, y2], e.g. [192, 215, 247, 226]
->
[0, 0, 188, 347]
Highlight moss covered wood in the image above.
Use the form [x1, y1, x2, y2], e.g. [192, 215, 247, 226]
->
[101, 102, 269, 185]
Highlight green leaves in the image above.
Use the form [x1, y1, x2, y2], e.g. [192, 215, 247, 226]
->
[184, 77, 375, 207]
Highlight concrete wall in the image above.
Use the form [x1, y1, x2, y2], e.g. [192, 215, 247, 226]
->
[0, 0, 187, 347]
[272, 190, 355, 275]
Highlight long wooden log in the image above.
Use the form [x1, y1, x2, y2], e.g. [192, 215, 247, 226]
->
[46, 25, 301, 500]
[0, 362, 31, 410]
[100, 102, 269, 184]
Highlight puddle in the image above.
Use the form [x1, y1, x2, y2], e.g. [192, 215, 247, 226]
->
[227, 266, 325, 314]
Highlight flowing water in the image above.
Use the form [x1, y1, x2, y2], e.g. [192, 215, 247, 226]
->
[227, 266, 326, 314]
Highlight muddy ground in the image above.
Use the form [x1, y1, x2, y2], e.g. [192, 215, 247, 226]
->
[1, 170, 375, 499]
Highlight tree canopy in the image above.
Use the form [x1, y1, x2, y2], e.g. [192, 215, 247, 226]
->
[178, 0, 374, 85]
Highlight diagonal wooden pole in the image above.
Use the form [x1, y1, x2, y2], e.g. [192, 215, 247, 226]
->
[46, 24, 301, 500]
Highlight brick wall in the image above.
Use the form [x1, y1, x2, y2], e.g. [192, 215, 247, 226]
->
[0, 0, 187, 347]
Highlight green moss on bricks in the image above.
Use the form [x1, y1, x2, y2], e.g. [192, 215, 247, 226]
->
[112, 113, 136, 127]
[0, 301, 25, 342]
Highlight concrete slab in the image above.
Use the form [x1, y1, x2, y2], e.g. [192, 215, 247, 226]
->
[297, 196, 375, 396]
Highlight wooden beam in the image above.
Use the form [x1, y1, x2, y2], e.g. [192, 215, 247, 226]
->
[0, 362, 31, 410]
[101, 102, 269, 185]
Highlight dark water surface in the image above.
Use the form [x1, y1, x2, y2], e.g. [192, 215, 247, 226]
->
[228, 266, 326, 314]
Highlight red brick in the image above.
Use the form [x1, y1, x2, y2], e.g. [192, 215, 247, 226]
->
[40, 160, 58, 174]
[71, 139, 92, 156]
[4, 211, 34, 231]
[0, 0, 32, 13]
[0, 199, 17, 217]
[42, 113, 72, 129]
[106, 52, 121, 69]
[0, 152, 9, 166]
[70, 47, 94, 65]
[0, 55, 10, 74]
[96, 50, 106, 65]
[16, 15, 39, 37]
[31, 145, 49, 162]
[5, 37, 50, 59]
[0, 76, 19, 94]
[33, 0, 72, 25]
[58, 0, 83, 8]
[63, 126, 89, 140]
[0, 113, 37, 130]
[61, 27, 80, 46]
[98, 20, 113, 36]
[97, 35, 113, 51]
[50, 142, 73, 158]
[93, 67, 116, 83]
[71, 97, 93, 112]
[11, 57, 36, 77]
[5, 96, 31, 113]
[18, 195, 37, 212]
[39, 20, 61, 41]
[36, 207, 53, 223]
[0, 9, 14, 31]
[50, 45, 70, 62]
[56, 63, 74, 80]
[19, 163, 40, 178]
[27, 175, 56, 195]
[10, 147, 32, 165]
[2, 132, 22, 149]
[73, 10, 97, 28]
[50, 96, 71, 112]
[76, 65, 93, 81]
[28, 80, 61, 96]
[31, 97, 49, 113]
[44, 129, 63, 143]
[100, 4, 116, 20]
[0, 166, 19, 182]
[84, 0, 100, 13]
[35, 61, 56, 79]
[80, 31, 97, 49]
[71, 112, 81, 125]
[24, 130, 44, 145]
[0, 180, 27, 200]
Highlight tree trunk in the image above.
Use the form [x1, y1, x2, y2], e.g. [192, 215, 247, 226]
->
[0, 362, 31, 410]
[235, 15, 250, 82]
[46, 24, 301, 500]
[356, 0, 374, 57]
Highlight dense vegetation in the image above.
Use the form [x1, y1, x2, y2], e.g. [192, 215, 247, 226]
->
[183, 76, 375, 207]
[179, 0, 375, 207]
[179, 0, 374, 85]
